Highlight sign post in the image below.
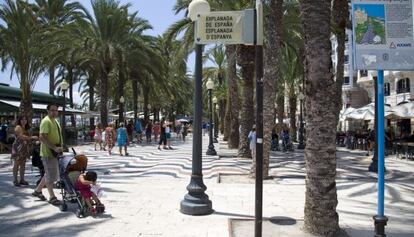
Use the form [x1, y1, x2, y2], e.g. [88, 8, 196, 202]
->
[351, 0, 414, 235]
[194, 4, 264, 237]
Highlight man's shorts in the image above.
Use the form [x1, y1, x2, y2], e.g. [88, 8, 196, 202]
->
[42, 157, 59, 185]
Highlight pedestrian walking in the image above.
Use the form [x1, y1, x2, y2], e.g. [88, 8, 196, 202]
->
[117, 122, 129, 156]
[182, 123, 188, 142]
[105, 123, 116, 155]
[135, 119, 143, 143]
[248, 126, 256, 159]
[32, 103, 63, 205]
[126, 120, 134, 144]
[153, 121, 160, 142]
[11, 116, 38, 186]
[166, 121, 173, 149]
[0, 118, 8, 153]
[157, 118, 167, 150]
[94, 124, 103, 151]
[145, 120, 153, 143]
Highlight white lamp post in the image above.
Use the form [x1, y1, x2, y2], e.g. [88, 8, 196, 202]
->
[60, 79, 69, 148]
[206, 78, 216, 155]
[119, 96, 125, 124]
[212, 96, 218, 143]
[180, 0, 213, 216]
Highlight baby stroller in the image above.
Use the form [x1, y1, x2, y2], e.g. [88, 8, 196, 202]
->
[57, 149, 104, 217]
[281, 131, 294, 152]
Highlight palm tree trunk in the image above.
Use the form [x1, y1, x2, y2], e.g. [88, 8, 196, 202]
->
[20, 80, 33, 123]
[237, 45, 255, 158]
[219, 100, 225, 134]
[68, 67, 74, 108]
[89, 78, 96, 128]
[289, 96, 297, 142]
[258, 0, 284, 178]
[49, 64, 55, 95]
[299, 0, 340, 235]
[100, 70, 109, 127]
[217, 71, 226, 135]
[332, 0, 348, 113]
[132, 80, 138, 123]
[118, 68, 125, 124]
[143, 85, 149, 122]
[68, 67, 76, 127]
[223, 92, 231, 141]
[225, 45, 239, 149]
[276, 83, 285, 129]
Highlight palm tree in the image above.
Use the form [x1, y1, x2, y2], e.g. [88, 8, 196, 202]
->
[32, 0, 84, 95]
[299, 0, 340, 235]
[0, 0, 44, 121]
[224, 45, 239, 148]
[253, 0, 284, 177]
[332, 0, 349, 114]
[237, 44, 255, 158]
[80, 0, 142, 127]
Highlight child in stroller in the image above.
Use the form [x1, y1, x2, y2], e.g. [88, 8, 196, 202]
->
[75, 171, 104, 215]
[281, 129, 294, 152]
[58, 152, 104, 217]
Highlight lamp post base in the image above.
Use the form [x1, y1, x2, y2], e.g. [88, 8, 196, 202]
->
[373, 215, 388, 237]
[180, 176, 213, 215]
[206, 146, 217, 156]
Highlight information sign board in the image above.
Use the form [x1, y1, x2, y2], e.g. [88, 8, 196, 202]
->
[352, 0, 414, 70]
[195, 11, 245, 45]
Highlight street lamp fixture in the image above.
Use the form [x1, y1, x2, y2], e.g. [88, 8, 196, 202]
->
[212, 96, 218, 143]
[188, 0, 210, 21]
[297, 92, 305, 149]
[60, 79, 69, 150]
[180, 0, 213, 216]
[206, 78, 217, 155]
[119, 96, 125, 124]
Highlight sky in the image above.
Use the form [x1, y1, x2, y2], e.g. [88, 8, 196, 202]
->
[0, 0, 189, 103]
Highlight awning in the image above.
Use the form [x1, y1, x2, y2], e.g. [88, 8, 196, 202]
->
[0, 99, 85, 114]
[0, 84, 65, 105]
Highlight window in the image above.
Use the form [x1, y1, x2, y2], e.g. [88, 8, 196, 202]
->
[344, 55, 349, 64]
[384, 83, 390, 96]
[344, 76, 350, 85]
[360, 70, 368, 77]
[397, 78, 410, 94]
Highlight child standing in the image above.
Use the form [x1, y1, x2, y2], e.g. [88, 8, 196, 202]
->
[75, 171, 103, 215]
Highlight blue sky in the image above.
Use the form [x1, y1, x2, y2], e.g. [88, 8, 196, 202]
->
[0, 0, 188, 102]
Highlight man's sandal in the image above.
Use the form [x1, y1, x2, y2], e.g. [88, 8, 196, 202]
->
[32, 191, 47, 201]
[48, 197, 60, 206]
